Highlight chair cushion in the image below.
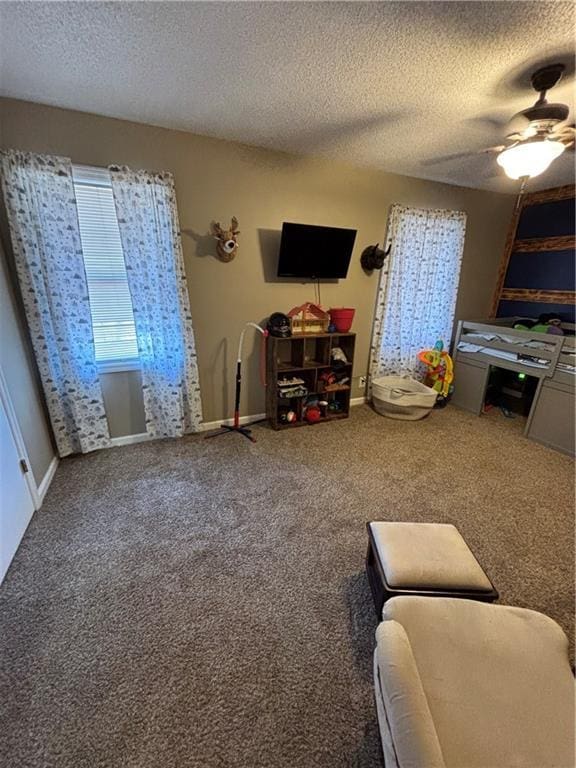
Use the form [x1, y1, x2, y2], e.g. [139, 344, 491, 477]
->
[369, 521, 493, 591]
[378, 596, 575, 768]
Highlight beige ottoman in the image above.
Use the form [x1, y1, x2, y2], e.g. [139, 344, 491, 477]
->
[366, 522, 498, 616]
[374, 596, 575, 768]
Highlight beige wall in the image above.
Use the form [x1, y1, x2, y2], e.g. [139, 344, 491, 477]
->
[0, 98, 515, 430]
[0, 239, 55, 484]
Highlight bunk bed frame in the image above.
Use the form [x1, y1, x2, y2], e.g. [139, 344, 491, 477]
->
[452, 318, 575, 456]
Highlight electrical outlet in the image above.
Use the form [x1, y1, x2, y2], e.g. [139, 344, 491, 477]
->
[359, 376, 367, 388]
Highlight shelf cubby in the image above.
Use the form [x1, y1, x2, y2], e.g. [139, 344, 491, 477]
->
[267, 332, 355, 430]
[330, 334, 355, 365]
[275, 337, 305, 369]
[303, 336, 331, 368]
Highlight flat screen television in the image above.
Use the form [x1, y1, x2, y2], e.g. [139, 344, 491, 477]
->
[277, 222, 357, 279]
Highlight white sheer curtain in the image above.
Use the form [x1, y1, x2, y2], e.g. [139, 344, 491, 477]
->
[370, 205, 467, 381]
[109, 166, 203, 438]
[0, 150, 111, 456]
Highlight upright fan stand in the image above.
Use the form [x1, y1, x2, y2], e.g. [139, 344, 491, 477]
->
[204, 322, 268, 443]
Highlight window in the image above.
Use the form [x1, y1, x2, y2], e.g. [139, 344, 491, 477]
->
[73, 165, 139, 369]
[370, 205, 467, 380]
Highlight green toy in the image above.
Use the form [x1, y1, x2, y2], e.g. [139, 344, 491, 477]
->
[513, 314, 564, 336]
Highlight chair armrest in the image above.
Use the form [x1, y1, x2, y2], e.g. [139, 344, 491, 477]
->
[375, 620, 446, 768]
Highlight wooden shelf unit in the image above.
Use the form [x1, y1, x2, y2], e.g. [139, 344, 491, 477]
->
[266, 332, 355, 430]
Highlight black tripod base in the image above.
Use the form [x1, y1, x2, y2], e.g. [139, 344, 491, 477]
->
[204, 424, 256, 443]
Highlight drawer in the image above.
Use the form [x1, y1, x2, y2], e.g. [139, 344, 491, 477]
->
[451, 360, 489, 415]
[527, 385, 575, 456]
[549, 369, 575, 391]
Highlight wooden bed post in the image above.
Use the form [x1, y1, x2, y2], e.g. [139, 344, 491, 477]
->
[489, 194, 523, 319]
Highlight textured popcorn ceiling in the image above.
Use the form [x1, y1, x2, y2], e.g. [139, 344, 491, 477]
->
[1, 1, 574, 193]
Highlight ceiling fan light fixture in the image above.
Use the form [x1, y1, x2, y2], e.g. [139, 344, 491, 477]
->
[496, 137, 566, 179]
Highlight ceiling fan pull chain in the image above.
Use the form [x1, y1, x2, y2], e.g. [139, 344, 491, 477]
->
[514, 177, 529, 211]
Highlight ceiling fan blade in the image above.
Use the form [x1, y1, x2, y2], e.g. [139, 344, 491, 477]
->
[466, 115, 511, 131]
[553, 124, 576, 138]
[420, 152, 478, 167]
[504, 113, 532, 135]
[421, 146, 504, 167]
[482, 166, 505, 180]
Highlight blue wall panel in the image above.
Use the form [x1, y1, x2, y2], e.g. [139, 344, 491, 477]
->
[498, 193, 575, 323]
[504, 249, 575, 291]
[516, 198, 575, 239]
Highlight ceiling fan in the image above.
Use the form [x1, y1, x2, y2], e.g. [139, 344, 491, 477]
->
[422, 63, 574, 183]
[491, 63, 574, 180]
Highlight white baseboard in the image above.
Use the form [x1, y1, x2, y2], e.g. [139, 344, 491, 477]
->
[203, 400, 366, 431]
[109, 432, 151, 447]
[201, 413, 267, 432]
[111, 401, 367, 445]
[37, 455, 59, 506]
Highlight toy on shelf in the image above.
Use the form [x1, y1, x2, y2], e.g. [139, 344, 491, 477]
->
[331, 347, 348, 366]
[278, 376, 305, 387]
[417, 340, 454, 402]
[305, 405, 322, 423]
[319, 370, 337, 388]
[319, 369, 350, 393]
[287, 303, 329, 335]
[278, 408, 297, 424]
[267, 312, 292, 338]
[328, 376, 350, 390]
[278, 376, 308, 398]
[302, 395, 322, 423]
[278, 376, 306, 396]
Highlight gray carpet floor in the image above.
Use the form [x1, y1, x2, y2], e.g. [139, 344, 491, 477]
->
[0, 405, 574, 768]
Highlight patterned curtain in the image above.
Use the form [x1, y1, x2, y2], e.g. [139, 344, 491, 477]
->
[109, 166, 203, 438]
[370, 205, 467, 381]
[0, 150, 111, 456]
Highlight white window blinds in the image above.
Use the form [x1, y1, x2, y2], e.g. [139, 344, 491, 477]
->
[73, 166, 139, 364]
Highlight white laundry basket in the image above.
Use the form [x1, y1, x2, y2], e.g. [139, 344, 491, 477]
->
[371, 376, 437, 420]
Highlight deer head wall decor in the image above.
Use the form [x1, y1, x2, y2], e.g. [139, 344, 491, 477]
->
[211, 217, 240, 262]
